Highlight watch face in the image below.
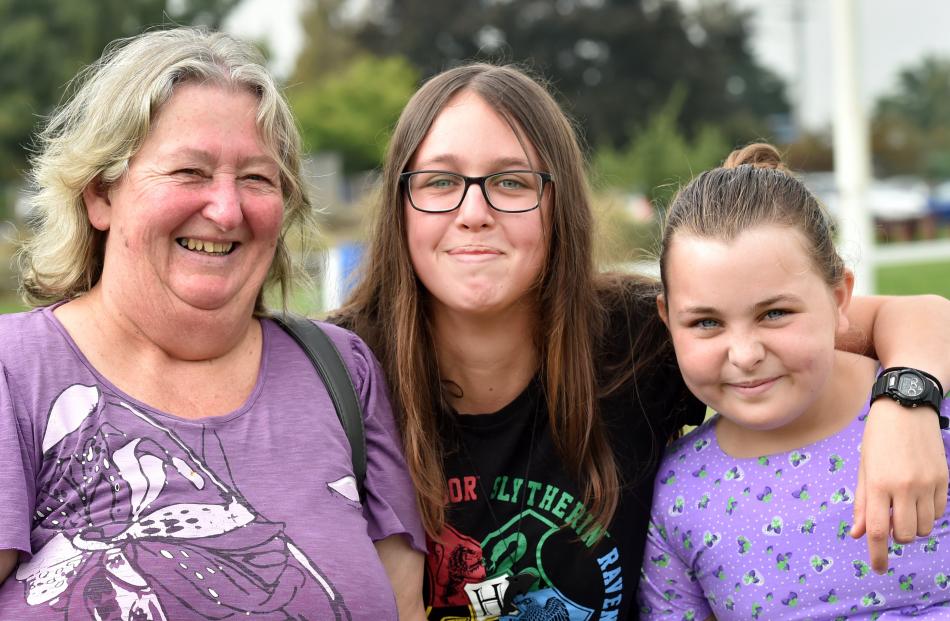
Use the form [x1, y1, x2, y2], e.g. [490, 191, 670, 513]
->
[898, 373, 926, 398]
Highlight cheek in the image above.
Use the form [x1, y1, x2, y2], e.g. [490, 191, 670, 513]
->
[670, 333, 720, 384]
[249, 198, 285, 238]
[777, 324, 835, 373]
[403, 206, 444, 281]
[509, 214, 547, 267]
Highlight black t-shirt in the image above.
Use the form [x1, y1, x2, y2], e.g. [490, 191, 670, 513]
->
[424, 305, 705, 620]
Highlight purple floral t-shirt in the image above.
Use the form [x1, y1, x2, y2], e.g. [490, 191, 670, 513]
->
[639, 395, 950, 620]
[0, 306, 424, 620]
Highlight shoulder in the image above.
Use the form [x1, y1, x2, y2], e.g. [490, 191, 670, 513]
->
[265, 316, 385, 393]
[650, 420, 720, 507]
[664, 419, 719, 466]
[0, 307, 49, 337]
[0, 307, 58, 363]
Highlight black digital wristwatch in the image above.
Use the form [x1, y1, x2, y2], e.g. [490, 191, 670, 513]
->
[871, 367, 947, 429]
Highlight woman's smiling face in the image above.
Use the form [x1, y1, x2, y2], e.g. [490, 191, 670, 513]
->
[404, 91, 550, 318]
[84, 83, 284, 318]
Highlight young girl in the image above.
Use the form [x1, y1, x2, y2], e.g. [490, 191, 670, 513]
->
[638, 144, 950, 620]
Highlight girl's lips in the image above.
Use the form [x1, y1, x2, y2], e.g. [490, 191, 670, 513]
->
[726, 377, 780, 397]
[446, 246, 503, 261]
[448, 246, 502, 255]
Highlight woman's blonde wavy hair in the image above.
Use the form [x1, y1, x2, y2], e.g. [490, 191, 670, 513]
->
[17, 26, 311, 313]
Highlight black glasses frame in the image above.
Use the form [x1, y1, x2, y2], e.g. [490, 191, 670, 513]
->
[399, 170, 554, 213]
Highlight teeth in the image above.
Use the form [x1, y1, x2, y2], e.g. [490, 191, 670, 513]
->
[177, 238, 234, 255]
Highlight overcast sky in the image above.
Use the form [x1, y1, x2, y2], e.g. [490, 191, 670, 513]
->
[225, 0, 950, 131]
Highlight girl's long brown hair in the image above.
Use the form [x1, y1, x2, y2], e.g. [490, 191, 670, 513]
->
[335, 63, 627, 537]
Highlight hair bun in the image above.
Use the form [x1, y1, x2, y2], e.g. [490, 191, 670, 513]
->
[723, 143, 786, 171]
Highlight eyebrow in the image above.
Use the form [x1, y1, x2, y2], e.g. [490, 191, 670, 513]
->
[751, 294, 803, 311]
[412, 154, 533, 171]
[677, 294, 803, 317]
[168, 148, 278, 169]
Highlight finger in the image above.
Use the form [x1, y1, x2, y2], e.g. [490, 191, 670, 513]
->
[917, 495, 936, 538]
[851, 456, 867, 539]
[864, 492, 891, 574]
[891, 491, 918, 544]
[935, 466, 949, 518]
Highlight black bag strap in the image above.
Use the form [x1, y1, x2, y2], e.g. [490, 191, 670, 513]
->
[274, 314, 367, 499]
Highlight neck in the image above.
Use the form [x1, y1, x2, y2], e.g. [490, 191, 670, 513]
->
[431, 300, 539, 415]
[716, 351, 878, 458]
[54, 285, 263, 418]
[81, 282, 258, 361]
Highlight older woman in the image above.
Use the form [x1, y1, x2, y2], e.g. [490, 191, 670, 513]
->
[0, 28, 424, 619]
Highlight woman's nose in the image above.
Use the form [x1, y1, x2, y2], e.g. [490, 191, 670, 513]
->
[202, 177, 244, 231]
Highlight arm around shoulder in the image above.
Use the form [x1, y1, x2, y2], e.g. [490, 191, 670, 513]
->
[843, 294, 950, 573]
[843, 294, 950, 386]
[374, 535, 426, 621]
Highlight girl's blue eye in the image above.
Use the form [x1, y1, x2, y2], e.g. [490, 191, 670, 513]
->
[425, 176, 460, 189]
[497, 178, 526, 190]
[693, 318, 720, 329]
[764, 309, 788, 320]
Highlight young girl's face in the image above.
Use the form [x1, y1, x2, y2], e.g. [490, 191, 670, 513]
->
[659, 224, 852, 431]
[403, 91, 549, 318]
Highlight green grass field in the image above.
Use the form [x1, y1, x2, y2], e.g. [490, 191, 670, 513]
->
[876, 260, 950, 298]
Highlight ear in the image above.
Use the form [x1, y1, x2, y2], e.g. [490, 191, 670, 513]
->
[83, 177, 112, 232]
[832, 269, 855, 336]
[657, 293, 670, 328]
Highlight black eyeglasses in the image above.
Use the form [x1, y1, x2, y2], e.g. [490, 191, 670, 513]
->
[400, 170, 553, 213]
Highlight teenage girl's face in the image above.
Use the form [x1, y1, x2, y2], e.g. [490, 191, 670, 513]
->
[658, 225, 852, 432]
[404, 91, 549, 318]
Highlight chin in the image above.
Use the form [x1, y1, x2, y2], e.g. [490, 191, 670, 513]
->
[172, 289, 255, 314]
[724, 408, 801, 432]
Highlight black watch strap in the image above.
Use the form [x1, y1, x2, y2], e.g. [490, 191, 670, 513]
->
[872, 367, 948, 429]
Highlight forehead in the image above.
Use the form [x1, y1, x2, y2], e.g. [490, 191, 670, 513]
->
[665, 226, 821, 303]
[410, 90, 540, 170]
[147, 82, 272, 153]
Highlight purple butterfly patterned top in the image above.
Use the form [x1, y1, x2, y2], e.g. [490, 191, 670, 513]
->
[638, 392, 950, 620]
[0, 306, 424, 620]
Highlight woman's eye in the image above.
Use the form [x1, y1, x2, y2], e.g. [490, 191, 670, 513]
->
[244, 173, 274, 184]
[691, 318, 720, 329]
[174, 168, 203, 177]
[763, 309, 788, 321]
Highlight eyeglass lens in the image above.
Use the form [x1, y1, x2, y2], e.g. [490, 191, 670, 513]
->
[407, 172, 542, 212]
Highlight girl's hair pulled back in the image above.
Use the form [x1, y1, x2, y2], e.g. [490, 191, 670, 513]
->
[659, 142, 845, 291]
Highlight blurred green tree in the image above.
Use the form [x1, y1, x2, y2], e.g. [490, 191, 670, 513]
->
[593, 85, 728, 206]
[289, 54, 418, 174]
[0, 0, 239, 216]
[289, 0, 418, 173]
[323, 0, 787, 152]
[873, 56, 950, 179]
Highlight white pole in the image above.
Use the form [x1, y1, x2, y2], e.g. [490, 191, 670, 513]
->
[831, 0, 874, 294]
